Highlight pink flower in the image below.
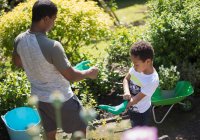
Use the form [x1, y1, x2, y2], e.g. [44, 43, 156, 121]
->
[121, 126, 158, 140]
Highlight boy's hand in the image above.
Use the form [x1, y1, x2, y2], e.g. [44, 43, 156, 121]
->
[87, 66, 99, 79]
[127, 97, 134, 108]
[123, 92, 131, 100]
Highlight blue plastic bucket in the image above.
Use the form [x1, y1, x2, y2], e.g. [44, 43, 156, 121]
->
[1, 107, 41, 140]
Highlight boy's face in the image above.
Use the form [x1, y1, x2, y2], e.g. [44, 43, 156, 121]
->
[42, 15, 57, 32]
[130, 55, 151, 73]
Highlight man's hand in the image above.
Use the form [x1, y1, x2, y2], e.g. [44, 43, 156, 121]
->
[87, 66, 98, 79]
[123, 92, 131, 100]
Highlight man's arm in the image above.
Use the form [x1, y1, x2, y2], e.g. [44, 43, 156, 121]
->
[59, 66, 98, 82]
[123, 73, 131, 100]
[12, 50, 23, 68]
[51, 41, 98, 82]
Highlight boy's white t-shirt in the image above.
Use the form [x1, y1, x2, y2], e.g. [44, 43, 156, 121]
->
[128, 67, 159, 113]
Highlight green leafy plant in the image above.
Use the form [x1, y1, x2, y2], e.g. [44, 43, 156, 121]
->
[107, 26, 144, 69]
[0, 0, 26, 12]
[0, 0, 113, 64]
[0, 65, 30, 139]
[146, 0, 200, 67]
[179, 62, 200, 93]
[158, 65, 180, 90]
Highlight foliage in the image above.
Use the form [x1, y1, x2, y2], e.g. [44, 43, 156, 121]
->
[72, 26, 144, 107]
[0, 0, 26, 12]
[107, 26, 144, 70]
[0, 64, 30, 139]
[0, 0, 113, 64]
[158, 65, 180, 90]
[106, 0, 118, 11]
[146, 0, 200, 67]
[0, 68, 30, 114]
[179, 62, 200, 93]
[0, 0, 7, 12]
[73, 61, 123, 105]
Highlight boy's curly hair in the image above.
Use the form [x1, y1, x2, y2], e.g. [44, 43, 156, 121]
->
[130, 41, 154, 62]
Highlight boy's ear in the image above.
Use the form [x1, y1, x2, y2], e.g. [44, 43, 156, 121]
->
[146, 59, 151, 64]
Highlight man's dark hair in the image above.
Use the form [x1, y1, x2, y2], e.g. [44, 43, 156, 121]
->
[130, 41, 154, 61]
[32, 0, 57, 23]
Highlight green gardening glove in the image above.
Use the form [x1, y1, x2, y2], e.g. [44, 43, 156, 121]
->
[74, 60, 91, 71]
[98, 100, 128, 115]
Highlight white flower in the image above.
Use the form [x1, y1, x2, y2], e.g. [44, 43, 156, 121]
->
[28, 95, 38, 106]
[80, 108, 97, 124]
[121, 126, 158, 140]
[50, 91, 65, 109]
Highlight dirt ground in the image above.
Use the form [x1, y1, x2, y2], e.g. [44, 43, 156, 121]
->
[100, 96, 200, 140]
[1, 96, 200, 140]
[84, 96, 200, 140]
[148, 96, 200, 140]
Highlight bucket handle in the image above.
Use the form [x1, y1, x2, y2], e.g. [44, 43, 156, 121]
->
[1, 115, 6, 123]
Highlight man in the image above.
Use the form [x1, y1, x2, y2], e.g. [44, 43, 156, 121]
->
[12, 0, 98, 139]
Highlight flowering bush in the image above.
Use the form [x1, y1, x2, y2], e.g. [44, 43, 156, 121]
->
[158, 65, 180, 90]
[0, 0, 113, 64]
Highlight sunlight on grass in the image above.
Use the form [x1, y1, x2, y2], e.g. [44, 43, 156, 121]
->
[56, 120, 131, 139]
[80, 41, 110, 62]
[80, 3, 147, 60]
[115, 4, 147, 25]
[87, 119, 131, 139]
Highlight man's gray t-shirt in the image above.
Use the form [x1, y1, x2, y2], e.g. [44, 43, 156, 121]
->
[14, 30, 74, 102]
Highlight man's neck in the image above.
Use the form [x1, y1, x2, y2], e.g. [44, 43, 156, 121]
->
[30, 23, 46, 34]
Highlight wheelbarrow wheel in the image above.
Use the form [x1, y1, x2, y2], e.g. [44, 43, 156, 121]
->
[179, 97, 194, 112]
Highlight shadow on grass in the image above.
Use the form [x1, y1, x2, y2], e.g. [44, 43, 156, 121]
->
[115, 0, 147, 9]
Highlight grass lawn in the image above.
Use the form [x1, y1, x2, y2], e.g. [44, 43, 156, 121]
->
[80, 0, 148, 60]
[87, 119, 131, 139]
[80, 40, 111, 63]
[115, 4, 147, 25]
[56, 119, 131, 140]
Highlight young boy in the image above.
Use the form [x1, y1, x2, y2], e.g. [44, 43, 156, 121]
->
[123, 41, 159, 127]
[12, 0, 98, 139]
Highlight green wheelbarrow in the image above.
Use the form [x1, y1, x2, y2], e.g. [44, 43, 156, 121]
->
[151, 81, 194, 124]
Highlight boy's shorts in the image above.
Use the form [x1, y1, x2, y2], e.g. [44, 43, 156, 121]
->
[38, 95, 87, 133]
[128, 107, 151, 127]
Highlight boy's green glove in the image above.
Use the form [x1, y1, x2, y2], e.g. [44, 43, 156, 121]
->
[98, 100, 128, 115]
[74, 60, 91, 71]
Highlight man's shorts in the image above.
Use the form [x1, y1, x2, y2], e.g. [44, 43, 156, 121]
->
[38, 95, 87, 133]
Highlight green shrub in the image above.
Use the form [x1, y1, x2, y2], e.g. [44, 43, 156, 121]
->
[145, 0, 200, 93]
[0, 0, 26, 12]
[0, 65, 30, 138]
[0, 0, 7, 12]
[179, 62, 200, 93]
[107, 26, 144, 70]
[75, 26, 144, 106]
[146, 0, 200, 66]
[0, 0, 113, 64]
[0, 68, 30, 115]
[73, 61, 123, 105]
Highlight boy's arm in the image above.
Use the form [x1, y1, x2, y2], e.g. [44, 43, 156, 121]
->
[127, 79, 159, 108]
[123, 73, 131, 100]
[127, 92, 146, 108]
